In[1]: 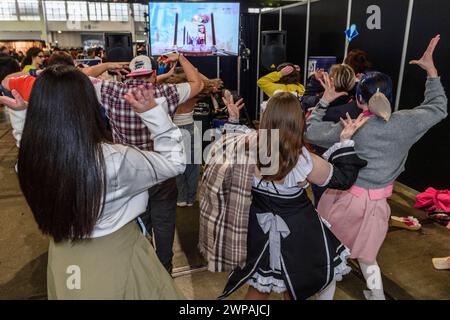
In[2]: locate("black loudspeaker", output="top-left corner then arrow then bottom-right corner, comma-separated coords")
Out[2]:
104,33 -> 133,62
260,30 -> 286,71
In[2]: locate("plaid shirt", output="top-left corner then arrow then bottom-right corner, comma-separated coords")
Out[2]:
199,130 -> 257,272
98,78 -> 180,151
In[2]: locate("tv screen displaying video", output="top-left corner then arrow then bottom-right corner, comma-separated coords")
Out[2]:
149,2 -> 240,56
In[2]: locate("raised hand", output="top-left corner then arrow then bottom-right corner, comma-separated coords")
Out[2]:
0,89 -> 28,111
339,112 -> 369,141
409,34 -> 440,77
124,85 -> 157,113
280,65 -> 294,76
166,63 -> 177,76
222,94 -> 245,122
211,79 -> 224,92
319,72 -> 348,104
108,62 -> 130,74
164,51 -> 181,62
313,68 -> 325,81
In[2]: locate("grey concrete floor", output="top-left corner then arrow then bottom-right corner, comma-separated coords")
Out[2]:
0,106 -> 448,300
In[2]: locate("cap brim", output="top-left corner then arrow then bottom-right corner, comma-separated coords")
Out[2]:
126,70 -> 154,77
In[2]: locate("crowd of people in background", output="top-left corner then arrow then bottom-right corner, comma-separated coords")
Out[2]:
0,34 -> 447,300
0,45 -> 106,73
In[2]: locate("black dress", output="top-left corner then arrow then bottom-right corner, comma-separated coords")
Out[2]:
219,143 -> 367,300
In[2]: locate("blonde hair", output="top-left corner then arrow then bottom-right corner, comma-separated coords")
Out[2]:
368,89 -> 392,121
329,64 -> 356,93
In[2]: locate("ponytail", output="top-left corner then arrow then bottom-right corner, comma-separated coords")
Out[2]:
368,88 -> 392,121
357,72 -> 393,121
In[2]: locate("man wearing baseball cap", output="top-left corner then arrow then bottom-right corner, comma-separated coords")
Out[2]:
92,52 -> 203,272
127,55 -> 156,78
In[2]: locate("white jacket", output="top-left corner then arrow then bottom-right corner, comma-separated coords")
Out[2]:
8,98 -> 185,238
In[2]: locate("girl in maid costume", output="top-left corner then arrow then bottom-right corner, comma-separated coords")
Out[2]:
214,88 -> 369,300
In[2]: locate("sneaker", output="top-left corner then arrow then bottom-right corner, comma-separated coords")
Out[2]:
186,202 -> 194,207
177,202 -> 187,207
390,216 -> 421,231
432,257 -> 450,270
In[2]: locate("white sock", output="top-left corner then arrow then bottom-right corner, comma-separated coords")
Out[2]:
316,280 -> 336,300
358,259 -> 385,300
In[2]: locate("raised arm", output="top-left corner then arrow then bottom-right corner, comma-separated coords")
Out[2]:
81,62 -> 129,78
121,85 -> 185,190
221,94 -> 253,134
257,69 -> 287,97
306,113 -> 368,189
156,64 -> 176,83
165,52 -> 203,100
0,89 -> 28,147
1,71 -> 29,90
398,35 -> 448,133
305,73 -> 349,148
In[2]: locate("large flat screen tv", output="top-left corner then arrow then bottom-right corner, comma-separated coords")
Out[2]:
149,2 -> 240,56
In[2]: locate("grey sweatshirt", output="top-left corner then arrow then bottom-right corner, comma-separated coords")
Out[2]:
305,77 -> 448,189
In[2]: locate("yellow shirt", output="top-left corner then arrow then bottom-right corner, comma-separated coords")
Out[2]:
257,71 -> 305,97
22,65 -> 35,73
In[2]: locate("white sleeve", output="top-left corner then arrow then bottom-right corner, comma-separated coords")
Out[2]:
176,83 -> 192,104
222,122 -> 253,134
89,77 -> 104,105
322,140 -> 355,160
283,147 -> 314,187
157,97 -> 170,114
6,108 -> 27,148
116,100 -> 186,193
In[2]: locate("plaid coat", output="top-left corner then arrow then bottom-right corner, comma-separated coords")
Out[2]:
199,130 -> 257,272
97,78 -> 179,151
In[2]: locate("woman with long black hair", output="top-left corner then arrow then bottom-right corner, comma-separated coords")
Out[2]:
2,65 -> 185,299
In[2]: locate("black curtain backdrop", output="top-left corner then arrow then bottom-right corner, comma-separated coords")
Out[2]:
282,4 -> 307,80
260,10 -> 281,32
348,0 -> 410,99
308,0 -> 348,62
397,0 -> 450,191
252,0 -> 449,190
239,12 -> 260,120
187,56 -> 218,79
185,57 -> 237,92
259,10 -> 281,81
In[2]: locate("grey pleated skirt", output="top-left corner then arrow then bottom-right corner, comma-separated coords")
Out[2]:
47,221 -> 184,300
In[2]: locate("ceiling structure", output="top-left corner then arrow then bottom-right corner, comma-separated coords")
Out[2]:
83,0 -> 303,9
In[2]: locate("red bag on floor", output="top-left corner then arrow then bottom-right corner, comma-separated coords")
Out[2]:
414,187 -> 450,212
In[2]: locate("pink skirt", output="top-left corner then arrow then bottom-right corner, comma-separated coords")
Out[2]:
317,188 -> 391,263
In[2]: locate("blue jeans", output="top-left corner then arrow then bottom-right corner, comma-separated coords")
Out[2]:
176,122 -> 200,204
